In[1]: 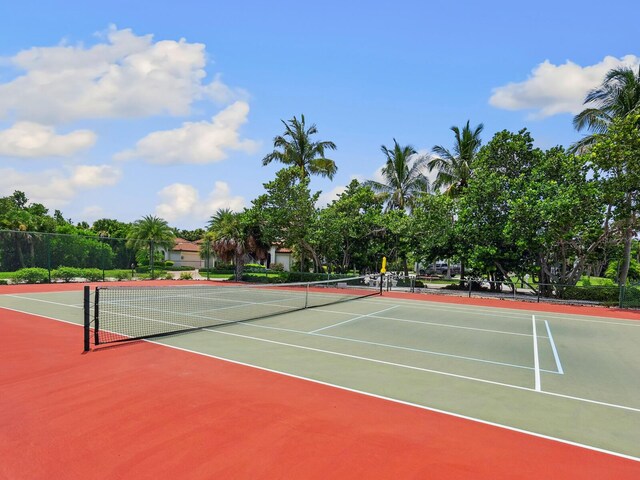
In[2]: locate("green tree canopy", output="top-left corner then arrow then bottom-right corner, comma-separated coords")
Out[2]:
572,65 -> 640,152
262,114 -> 338,180
365,139 -> 430,211
429,120 -> 483,197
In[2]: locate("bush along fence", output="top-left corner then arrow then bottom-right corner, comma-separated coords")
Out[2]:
0,229 -> 148,283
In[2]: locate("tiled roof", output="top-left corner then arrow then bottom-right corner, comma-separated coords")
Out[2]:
172,238 -> 200,252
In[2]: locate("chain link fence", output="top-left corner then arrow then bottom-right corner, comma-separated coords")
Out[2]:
380,274 -> 639,309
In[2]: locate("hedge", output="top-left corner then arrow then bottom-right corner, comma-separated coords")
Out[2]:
12,268 -> 49,284
558,285 -> 619,304
52,267 -> 82,282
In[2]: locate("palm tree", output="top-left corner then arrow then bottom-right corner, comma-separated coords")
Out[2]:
206,209 -> 271,281
571,65 -> 640,152
428,120 -> 484,197
207,209 -> 245,280
262,114 -> 338,180
364,139 -> 429,211
126,215 -> 175,277
428,121 -> 483,282
572,66 -> 640,286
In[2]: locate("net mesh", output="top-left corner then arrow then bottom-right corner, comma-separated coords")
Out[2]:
90,276 -> 377,345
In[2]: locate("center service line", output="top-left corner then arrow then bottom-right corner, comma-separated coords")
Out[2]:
532,315 -> 541,391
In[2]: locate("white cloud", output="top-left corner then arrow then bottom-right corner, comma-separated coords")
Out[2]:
489,55 -> 640,118
80,205 -> 106,222
115,101 -> 259,164
0,164 -> 121,207
0,121 -> 96,157
155,181 -> 245,224
0,26 -> 244,124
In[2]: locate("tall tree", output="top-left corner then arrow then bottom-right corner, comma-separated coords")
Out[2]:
262,114 -> 338,180
253,168 -> 320,271
316,180 -> 385,272
206,209 -> 247,280
589,114 -> 640,286
126,215 -> 175,275
364,139 -> 429,211
571,65 -> 640,152
429,120 -> 483,197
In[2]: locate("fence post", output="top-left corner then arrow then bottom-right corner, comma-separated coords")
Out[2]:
468,279 -> 472,298
150,240 -> 154,279
619,285 -> 624,308
46,234 -> 51,283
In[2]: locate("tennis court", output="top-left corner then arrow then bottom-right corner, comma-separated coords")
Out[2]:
1,279 -> 639,478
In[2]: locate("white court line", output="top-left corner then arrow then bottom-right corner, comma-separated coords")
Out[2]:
545,320 -> 564,375
308,306 -> 398,333
366,313 -> 547,338
532,315 -> 541,391
5,294 -> 83,309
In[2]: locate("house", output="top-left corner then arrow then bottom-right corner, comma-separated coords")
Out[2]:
268,245 -> 292,271
164,238 -> 292,271
163,238 -> 215,269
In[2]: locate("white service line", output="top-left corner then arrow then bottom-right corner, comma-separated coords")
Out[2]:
6,294 -> 83,308
308,305 -> 398,333
532,315 -> 541,391
545,320 -> 564,375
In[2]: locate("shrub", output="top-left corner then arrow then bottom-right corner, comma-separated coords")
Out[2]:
165,260 -> 174,267
270,263 -> 285,272
241,274 -> 287,284
13,268 -> 49,284
559,285 -> 619,304
0,279 -> 8,285
214,262 -> 234,271
179,272 -> 193,280
52,267 -> 82,283
82,268 -> 104,282
164,272 -> 174,280
113,270 -> 130,281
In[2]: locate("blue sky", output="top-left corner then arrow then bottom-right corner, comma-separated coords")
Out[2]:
1,0 -> 638,229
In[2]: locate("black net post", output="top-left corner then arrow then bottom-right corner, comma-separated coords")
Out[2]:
83,286 -> 90,352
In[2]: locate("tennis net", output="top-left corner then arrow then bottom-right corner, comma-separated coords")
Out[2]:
83,276 -> 378,350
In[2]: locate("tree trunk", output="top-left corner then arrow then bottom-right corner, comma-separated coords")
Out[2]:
15,235 -> 25,268
618,221 -> 634,285
234,253 -> 244,281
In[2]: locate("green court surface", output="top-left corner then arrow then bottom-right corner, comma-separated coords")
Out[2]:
1,287 -> 639,460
